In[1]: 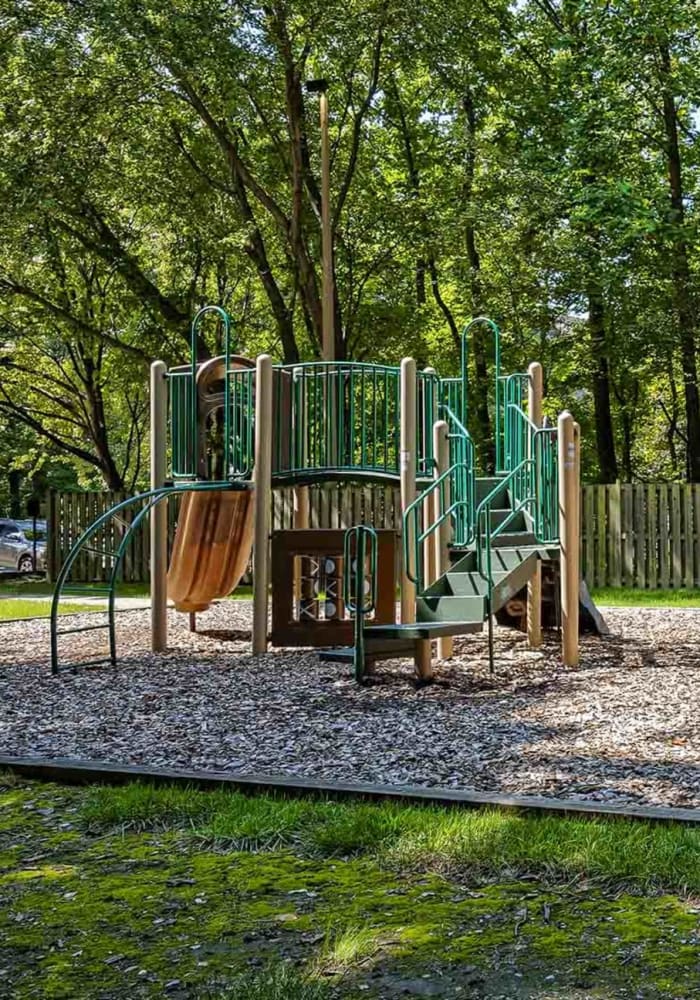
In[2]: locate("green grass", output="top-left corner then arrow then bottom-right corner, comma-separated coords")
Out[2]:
210,964 -> 330,999
0,598 -> 98,621
4,777 -> 700,998
0,579 -> 150,598
592,587 -> 700,607
0,578 -> 252,601
82,782 -> 700,895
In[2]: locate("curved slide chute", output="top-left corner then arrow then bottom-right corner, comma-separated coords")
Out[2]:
167,488 -> 255,613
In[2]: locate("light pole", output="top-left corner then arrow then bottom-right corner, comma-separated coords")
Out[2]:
305,78 -> 334,361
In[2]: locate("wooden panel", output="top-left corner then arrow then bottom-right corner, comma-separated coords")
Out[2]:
581,486 -> 594,581
634,485 -> 646,589
646,483 -> 657,589
671,483 -> 682,588
622,484 -> 634,587
695,486 -> 700,587
658,485 -> 670,588
608,482 -> 621,587
685,485 -> 695,589
596,486 -> 607,588
270,528 -> 397,647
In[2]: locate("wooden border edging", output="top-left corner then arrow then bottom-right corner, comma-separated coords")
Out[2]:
1,755 -> 699,825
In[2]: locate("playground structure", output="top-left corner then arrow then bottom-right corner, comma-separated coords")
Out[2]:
50,307 -> 583,681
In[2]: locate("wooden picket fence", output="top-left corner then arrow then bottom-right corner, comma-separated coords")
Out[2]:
47,483 -> 700,589
47,485 -> 402,583
580,482 -> 700,590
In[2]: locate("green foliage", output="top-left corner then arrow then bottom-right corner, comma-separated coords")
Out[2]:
1,0 -> 700,485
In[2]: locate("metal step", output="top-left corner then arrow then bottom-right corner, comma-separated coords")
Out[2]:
490,552 -> 539,613
320,640 -> 416,665
416,594 -> 486,623
475,476 -> 508,505
364,620 -> 483,640
491,530 -> 537,547
489,508 -> 526,531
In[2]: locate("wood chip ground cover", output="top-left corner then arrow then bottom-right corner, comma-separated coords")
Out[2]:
1,776 -> 700,998
1,604 -> 700,809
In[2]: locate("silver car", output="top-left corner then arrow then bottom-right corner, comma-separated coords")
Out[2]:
0,519 -> 47,572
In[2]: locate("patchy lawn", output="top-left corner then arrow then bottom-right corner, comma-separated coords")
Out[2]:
1,775 -> 699,998
592,587 -> 700,607
0,599 -> 98,621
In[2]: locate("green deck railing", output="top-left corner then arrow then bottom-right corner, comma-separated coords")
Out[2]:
271,362 -> 403,481
169,306 -> 236,481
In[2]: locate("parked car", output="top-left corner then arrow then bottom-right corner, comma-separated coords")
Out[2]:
0,518 -> 47,572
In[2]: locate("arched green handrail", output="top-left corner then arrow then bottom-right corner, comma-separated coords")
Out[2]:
189,306 -> 236,480
50,480 -> 248,674
460,316 -> 502,470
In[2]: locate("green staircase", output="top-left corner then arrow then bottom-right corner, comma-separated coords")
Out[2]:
324,475 -> 559,681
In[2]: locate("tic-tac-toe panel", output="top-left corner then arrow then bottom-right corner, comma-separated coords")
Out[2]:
270,529 -> 397,647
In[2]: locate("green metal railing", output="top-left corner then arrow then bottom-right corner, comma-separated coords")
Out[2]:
343,524 -> 378,683
403,461 -> 473,593
441,405 -> 476,548
228,366 -> 255,478
50,481 -> 248,674
418,369 -> 439,477
169,367 -> 197,479
474,393 -> 559,671
439,377 -> 464,425
272,362 -> 402,480
169,306 -> 236,481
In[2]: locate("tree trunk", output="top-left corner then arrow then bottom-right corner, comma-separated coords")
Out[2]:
463,91 -> 494,472
588,289 -> 618,483
9,469 -> 22,519
659,42 -> 700,481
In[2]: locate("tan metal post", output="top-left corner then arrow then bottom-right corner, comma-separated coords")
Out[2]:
422,368 -> 437,591
400,358 -> 417,624
150,360 -> 168,652
433,419 -> 453,661
400,358 -> 431,679
253,355 -> 273,655
574,419 -> 581,589
558,410 -> 579,666
527,362 -> 543,649
320,89 -> 334,361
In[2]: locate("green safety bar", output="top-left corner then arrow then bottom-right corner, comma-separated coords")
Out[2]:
228,366 -> 255,478
460,316 -> 502,468
440,404 -> 476,547
169,306 -> 236,481
50,480 -> 248,674
403,462 -> 473,594
343,524 -> 378,683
